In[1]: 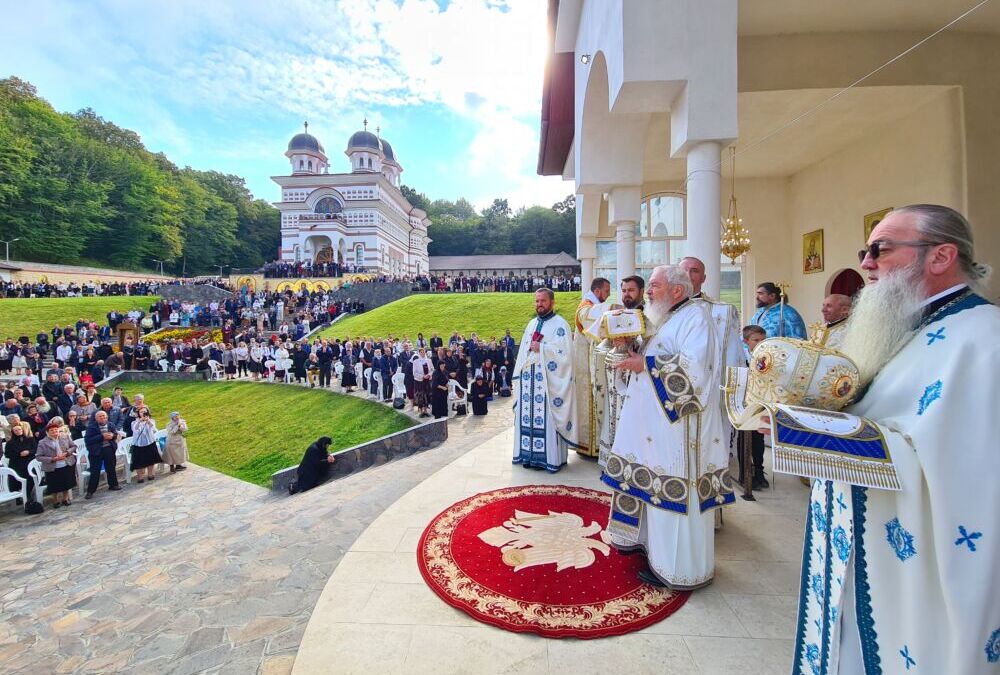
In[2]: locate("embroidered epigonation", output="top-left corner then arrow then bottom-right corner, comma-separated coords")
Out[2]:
955,525 -> 982,552
885,517 -> 917,562
926,326 -> 945,345
917,380 -> 942,415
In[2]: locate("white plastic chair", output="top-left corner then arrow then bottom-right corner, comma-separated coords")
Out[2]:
207,360 -> 224,381
447,379 -> 468,414
0,467 -> 27,509
371,371 -> 383,401
27,459 -> 44,503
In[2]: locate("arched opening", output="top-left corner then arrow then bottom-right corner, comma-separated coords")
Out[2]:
827,268 -> 865,298
354,244 -> 364,267
314,197 -> 343,215
304,235 -> 333,264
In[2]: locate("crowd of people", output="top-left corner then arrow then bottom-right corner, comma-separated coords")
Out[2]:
414,273 -> 580,293
2,376 -> 190,509
1,279 -> 162,298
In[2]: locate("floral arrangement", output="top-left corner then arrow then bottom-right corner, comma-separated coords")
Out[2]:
148,327 -> 224,344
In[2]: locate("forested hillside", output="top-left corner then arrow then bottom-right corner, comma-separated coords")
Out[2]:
0,77 -> 279,275
0,77 -> 577,276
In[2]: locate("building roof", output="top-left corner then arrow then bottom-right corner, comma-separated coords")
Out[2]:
380,139 -> 396,162
428,252 -> 579,271
347,130 -> 381,152
288,132 -> 325,154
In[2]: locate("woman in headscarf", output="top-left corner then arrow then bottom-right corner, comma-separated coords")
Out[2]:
410,348 -> 433,418
431,361 -> 450,419
289,436 -> 336,494
162,412 -> 189,473
36,417 -> 77,508
339,341 -> 358,392
470,374 -> 489,416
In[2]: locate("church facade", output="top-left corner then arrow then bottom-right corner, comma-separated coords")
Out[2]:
272,122 -> 430,276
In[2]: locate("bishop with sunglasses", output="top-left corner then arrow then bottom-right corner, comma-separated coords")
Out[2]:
764,205 -> 998,675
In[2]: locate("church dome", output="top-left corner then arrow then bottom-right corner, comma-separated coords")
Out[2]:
288,132 -> 324,154
347,130 -> 382,152
381,139 -> 396,162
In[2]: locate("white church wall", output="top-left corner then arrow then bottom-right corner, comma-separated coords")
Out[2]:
780,88 -> 964,326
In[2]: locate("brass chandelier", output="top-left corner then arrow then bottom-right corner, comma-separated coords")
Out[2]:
721,145 -> 751,262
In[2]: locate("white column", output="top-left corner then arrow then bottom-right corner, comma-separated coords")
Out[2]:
686,141 -> 723,298
615,224 -> 636,281
580,257 -> 595,289
609,186 -> 641,286
578,234 -> 597,290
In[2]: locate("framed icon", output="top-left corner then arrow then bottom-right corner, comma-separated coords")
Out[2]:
864,207 -> 893,242
803,229 -> 824,274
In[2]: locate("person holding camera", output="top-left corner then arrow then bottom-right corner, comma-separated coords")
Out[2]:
130,407 -> 161,483
162,412 -> 189,473
36,417 -> 77,507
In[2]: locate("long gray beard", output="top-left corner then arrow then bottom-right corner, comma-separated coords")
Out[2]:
840,263 -> 925,387
644,297 -> 672,329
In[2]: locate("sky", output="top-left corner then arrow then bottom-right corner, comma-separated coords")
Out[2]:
0,0 -> 572,210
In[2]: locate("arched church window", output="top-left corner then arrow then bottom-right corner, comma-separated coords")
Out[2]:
308,160 -> 313,171
299,160 -> 304,169
355,244 -> 364,267
314,197 -> 343,215
367,157 -> 372,168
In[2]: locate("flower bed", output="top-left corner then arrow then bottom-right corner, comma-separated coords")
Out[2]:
149,327 -> 224,344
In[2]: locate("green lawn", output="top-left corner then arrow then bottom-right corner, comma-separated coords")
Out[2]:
317,292 -> 583,341
0,296 -> 159,340
101,380 -> 414,487
318,289 -> 742,342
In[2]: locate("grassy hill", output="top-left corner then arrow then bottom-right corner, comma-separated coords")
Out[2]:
316,292 -> 582,341
100,380 -> 414,486
0,296 -> 159,340
317,289 -> 742,342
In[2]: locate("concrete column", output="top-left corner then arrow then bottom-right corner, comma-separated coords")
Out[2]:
580,258 -> 595,289
578,233 -> 597,290
686,141 -> 723,298
609,186 -> 641,285
615,224 -> 636,281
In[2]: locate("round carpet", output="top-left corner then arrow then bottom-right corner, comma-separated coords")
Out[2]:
417,484 -> 690,639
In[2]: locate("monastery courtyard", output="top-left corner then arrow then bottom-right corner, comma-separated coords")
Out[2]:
0,402 -> 805,675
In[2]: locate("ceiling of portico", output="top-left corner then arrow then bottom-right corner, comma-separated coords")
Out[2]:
642,85 -> 955,183
738,0 -> 1000,36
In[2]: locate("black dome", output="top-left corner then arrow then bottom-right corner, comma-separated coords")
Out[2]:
348,130 -> 381,152
288,133 -> 324,153
381,139 -> 396,162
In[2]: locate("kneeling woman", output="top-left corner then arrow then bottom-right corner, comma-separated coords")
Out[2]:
289,436 -> 336,494
471,374 -> 489,416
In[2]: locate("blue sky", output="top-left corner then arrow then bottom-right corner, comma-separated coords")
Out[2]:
0,0 -> 571,209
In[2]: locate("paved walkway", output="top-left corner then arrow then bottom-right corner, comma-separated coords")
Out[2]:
294,419 -> 809,674
0,405 -> 508,675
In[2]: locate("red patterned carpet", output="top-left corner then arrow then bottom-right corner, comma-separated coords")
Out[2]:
417,484 -> 690,639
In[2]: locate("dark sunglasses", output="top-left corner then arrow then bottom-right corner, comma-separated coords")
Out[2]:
857,240 -> 936,263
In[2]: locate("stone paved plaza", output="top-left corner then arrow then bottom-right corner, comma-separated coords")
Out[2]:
0,400 -> 808,674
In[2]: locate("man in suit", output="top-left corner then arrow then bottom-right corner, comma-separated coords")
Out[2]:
57,384 -> 77,418
84,410 -> 122,499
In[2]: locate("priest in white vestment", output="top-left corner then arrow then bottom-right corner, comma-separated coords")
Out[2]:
763,206 -> 999,675
604,265 -> 733,589
572,277 -> 615,458
512,288 -> 577,472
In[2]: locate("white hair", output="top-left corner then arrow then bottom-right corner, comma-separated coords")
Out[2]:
896,204 -> 992,292
653,264 -> 694,297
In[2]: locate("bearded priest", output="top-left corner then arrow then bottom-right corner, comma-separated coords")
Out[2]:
512,288 -> 578,472
604,265 -> 733,589
572,277 -> 616,458
769,205 -> 999,675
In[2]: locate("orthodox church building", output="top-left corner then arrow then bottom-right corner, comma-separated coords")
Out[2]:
272,121 -> 430,275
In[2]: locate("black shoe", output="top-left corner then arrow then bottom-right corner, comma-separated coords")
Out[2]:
176,465 -> 187,471
752,476 -> 770,490
638,569 -> 667,588
85,493 -> 94,500
109,485 -> 122,491
53,501 -> 62,509
287,482 -> 299,496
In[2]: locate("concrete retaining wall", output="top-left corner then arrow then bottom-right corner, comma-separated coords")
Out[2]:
270,418 -> 448,493
326,282 -> 412,312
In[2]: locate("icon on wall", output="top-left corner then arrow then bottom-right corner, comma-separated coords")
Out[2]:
802,229 -> 824,274
864,207 -> 893,242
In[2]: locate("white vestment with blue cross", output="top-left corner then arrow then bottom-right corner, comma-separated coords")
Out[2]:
511,312 -> 577,472
783,289 -> 1000,674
